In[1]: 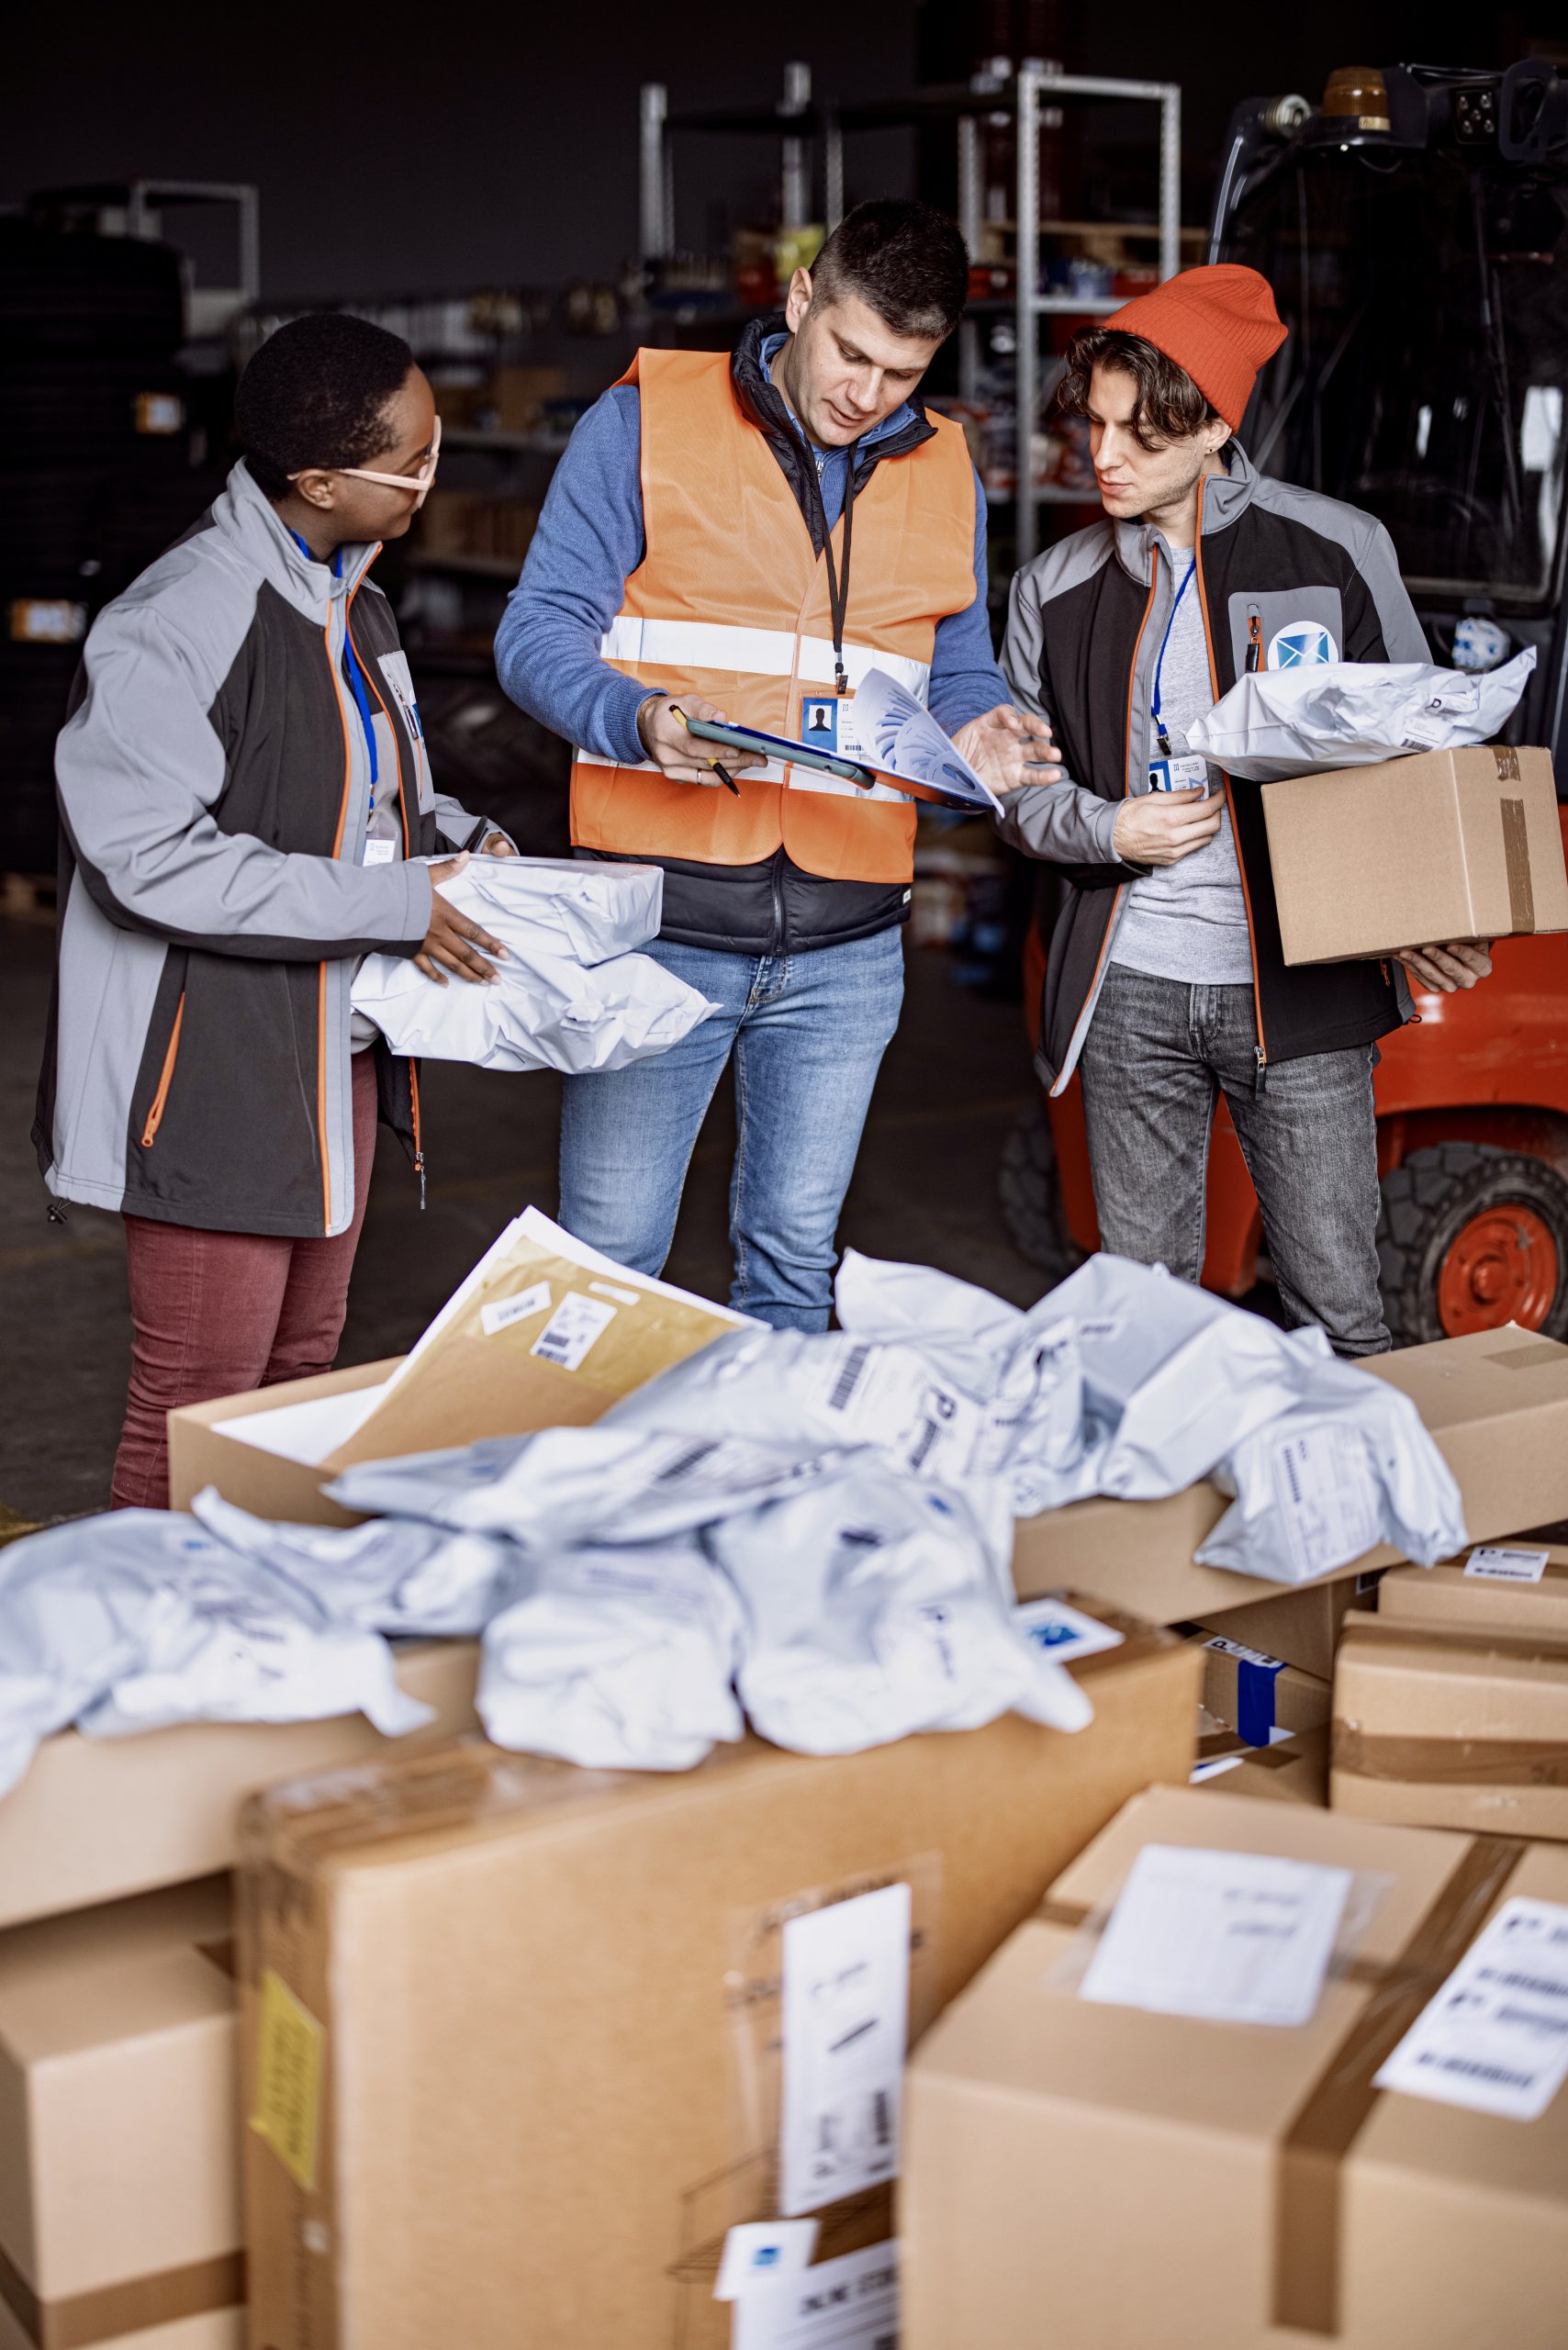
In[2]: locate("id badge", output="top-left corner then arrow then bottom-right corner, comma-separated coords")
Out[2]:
363,837 -> 397,867
1148,753 -> 1209,796
800,690 -> 850,757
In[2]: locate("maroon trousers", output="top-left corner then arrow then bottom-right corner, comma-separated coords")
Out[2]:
112,1050 -> 379,1510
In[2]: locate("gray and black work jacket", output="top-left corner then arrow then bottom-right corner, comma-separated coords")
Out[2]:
34,461 -> 495,1237
998,444 -> 1430,1090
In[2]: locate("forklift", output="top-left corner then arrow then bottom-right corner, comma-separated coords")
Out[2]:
1002,57 -> 1568,1342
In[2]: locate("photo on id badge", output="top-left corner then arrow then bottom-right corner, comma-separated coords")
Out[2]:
801,696 -> 842,755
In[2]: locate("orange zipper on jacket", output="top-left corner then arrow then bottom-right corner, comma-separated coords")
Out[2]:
347,579 -> 426,1204
139,992 -> 185,1146
1191,476 -> 1270,1066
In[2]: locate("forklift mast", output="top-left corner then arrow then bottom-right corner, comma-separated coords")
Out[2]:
1207,59 -> 1568,781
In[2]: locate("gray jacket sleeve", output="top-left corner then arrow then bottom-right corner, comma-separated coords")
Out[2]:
57,607 -> 433,960
993,563 -> 1123,867
1347,518 -> 1430,664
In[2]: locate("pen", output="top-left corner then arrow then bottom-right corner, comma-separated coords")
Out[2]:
669,704 -> 741,796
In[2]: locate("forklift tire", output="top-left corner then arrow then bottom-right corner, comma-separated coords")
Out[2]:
1376,1143 -> 1568,1344
999,1098 -> 1078,1279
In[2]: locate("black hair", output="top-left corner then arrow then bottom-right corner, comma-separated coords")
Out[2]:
1058,326 -> 1219,450
810,199 -> 969,341
235,311 -> 416,499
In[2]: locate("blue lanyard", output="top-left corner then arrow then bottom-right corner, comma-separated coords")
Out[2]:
291,534 -> 380,798
1150,555 -> 1197,755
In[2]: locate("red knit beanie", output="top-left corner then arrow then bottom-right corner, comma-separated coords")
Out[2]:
1102,264 -> 1288,431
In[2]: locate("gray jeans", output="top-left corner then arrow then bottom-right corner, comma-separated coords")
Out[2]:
1077,965 -> 1389,1356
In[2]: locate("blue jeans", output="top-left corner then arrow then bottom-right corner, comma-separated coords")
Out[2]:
558,930 -> 905,1328
1077,965 -> 1389,1356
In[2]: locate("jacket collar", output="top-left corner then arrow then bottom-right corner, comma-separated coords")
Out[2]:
729,313 -> 937,555
1111,440 -> 1260,586
210,460 -> 382,621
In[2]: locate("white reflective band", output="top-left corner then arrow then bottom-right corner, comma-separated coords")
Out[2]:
599,615 -> 930,701
788,769 -> 913,806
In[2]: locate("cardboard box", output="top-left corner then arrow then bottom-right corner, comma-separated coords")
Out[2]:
0,1639 -> 477,1931
1262,744 -> 1568,965
1332,1615 -> 1568,1840
1194,1631 -> 1331,1742
241,1606 -> 1198,2350
1380,1546 -> 1568,1640
903,1784 -> 1568,2349
0,1877 -> 243,2350
1193,1570 -> 1378,1681
1192,1721 -> 1329,1806
488,365 -> 568,431
1012,1324 -> 1568,1622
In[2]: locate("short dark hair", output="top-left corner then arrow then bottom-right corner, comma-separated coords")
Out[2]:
810,199 -> 969,341
236,311 -> 415,499
1057,326 -> 1220,451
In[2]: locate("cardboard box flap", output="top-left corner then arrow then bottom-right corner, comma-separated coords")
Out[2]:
0,1876 -> 231,2065
1379,1551 -> 1568,1639
1370,1324 -> 1568,1431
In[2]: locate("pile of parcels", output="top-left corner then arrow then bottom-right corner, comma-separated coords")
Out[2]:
2,1210 -> 1568,2349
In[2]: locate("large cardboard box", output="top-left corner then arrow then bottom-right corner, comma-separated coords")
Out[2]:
0,1877 -> 243,2350
240,1607 -> 1198,2350
1194,1570 -> 1378,1680
1380,1545 -> 1568,1639
1261,744 -> 1568,965
1194,1630 -> 1330,1742
0,1640 -> 477,1931
1012,1323 -> 1568,1621
1332,1615 -> 1568,1840
903,1784 -> 1568,2349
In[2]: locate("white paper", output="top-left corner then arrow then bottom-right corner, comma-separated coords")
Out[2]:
1374,1897 -> 1568,2122
480,1282 -> 552,1337
841,666 -> 1002,812
779,1886 -> 910,2217
531,1291 -> 617,1371
713,2221 -> 820,2302
1464,1546 -> 1550,1584
732,2240 -> 899,2350
1270,1425 -> 1383,1580
213,1382 -> 390,1466
1079,1844 -> 1353,2027
1014,1595 -> 1125,1665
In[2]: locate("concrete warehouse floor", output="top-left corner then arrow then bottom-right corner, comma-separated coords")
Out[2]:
1,911 -> 1062,1527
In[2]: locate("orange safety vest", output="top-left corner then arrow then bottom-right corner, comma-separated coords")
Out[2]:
569,347 -> 980,886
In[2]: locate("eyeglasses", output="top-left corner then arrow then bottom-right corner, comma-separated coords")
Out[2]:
290,417 -> 442,509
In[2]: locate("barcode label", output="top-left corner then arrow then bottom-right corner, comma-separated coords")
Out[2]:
1464,1546 -> 1550,1583
1374,1896 -> 1568,2121
529,1292 -> 617,1371
828,1344 -> 874,1413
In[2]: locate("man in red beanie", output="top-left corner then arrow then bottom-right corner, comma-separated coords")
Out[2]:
997,264 -> 1490,1354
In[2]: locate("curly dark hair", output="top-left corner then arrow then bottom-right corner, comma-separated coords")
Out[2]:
235,311 -> 416,500
810,198 -> 969,341
1057,325 -> 1219,451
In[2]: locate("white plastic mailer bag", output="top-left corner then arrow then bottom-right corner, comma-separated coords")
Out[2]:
1181,647 -> 1537,782
708,1465 -> 1092,1755
1196,1329 -> 1467,1583
477,1539 -> 744,1771
420,854 -> 666,967
327,1425 -> 837,1549
190,1487 -> 514,1637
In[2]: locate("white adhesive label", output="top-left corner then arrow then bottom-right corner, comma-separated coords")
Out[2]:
1203,1634 -> 1287,1671
778,1886 -> 910,2218
1080,1843 -> 1351,2028
714,2220 -> 820,2302
479,1281 -> 552,1337
362,837 -> 397,866
732,2241 -> 899,2350
589,1280 -> 641,1305
1189,1751 -> 1248,1784
1374,1897 -> 1568,2121
1270,1425 -> 1383,1580
530,1292 -> 617,1371
1464,1547 -> 1550,1584
1014,1595 -> 1126,1665
803,1340 -> 982,1483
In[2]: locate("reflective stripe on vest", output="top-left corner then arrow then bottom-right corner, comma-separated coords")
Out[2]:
568,347 -> 979,885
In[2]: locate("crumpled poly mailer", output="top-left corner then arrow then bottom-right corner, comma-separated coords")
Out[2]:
477,1538 -> 745,1772
1180,647 -> 1537,782
350,854 -> 716,1073
0,1512 -> 428,1794
191,1487 -> 514,1637
708,1463 -> 1092,1754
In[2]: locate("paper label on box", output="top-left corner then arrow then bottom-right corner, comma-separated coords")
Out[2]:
714,2221 -> 820,2301
250,1968 -> 325,2190
479,1281 -> 552,1337
1079,1843 -> 1352,2028
1374,1897 -> 1568,2121
778,1885 -> 910,2216
1270,1425 -> 1383,1580
800,1341 -> 981,1483
732,2241 -> 899,2350
1014,1595 -> 1126,1665
1204,1634 -> 1286,1671
1464,1546 -> 1550,1584
589,1279 -> 641,1304
530,1291 -> 617,1370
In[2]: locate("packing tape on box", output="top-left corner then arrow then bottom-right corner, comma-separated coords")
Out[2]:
1333,1726 -> 1568,1790
0,2241 -> 244,2350
1236,1654 -> 1285,1746
1193,1729 -> 1302,1775
1039,1831 -> 1527,2338
1500,797 -> 1536,933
